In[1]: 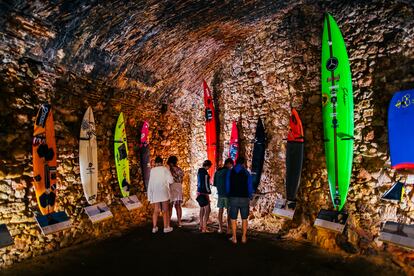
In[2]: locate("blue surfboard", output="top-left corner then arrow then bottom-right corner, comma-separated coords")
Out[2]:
388,89 -> 414,170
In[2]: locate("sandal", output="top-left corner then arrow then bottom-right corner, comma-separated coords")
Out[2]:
229,237 -> 237,244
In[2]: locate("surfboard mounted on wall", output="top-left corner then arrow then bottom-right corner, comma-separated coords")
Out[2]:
273,109 -> 304,220
388,89 -> 414,170
251,118 -> 266,192
33,104 -> 58,215
140,121 -> 151,192
114,112 -> 131,198
79,106 -> 98,205
33,104 -> 72,234
229,121 -> 239,162
379,90 -> 414,248
314,13 -> 353,233
79,107 -> 112,223
203,80 -> 217,179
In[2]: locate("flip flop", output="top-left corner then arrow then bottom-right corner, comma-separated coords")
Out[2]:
229,237 -> 237,244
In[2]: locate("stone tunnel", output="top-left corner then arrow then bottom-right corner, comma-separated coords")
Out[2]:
1,0 -> 414,274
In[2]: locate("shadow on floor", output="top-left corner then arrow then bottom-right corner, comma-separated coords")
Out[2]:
1,217 -> 404,276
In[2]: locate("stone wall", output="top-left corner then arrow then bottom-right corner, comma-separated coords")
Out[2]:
187,0 -> 414,270
0,7 -> 191,267
1,0 -> 414,272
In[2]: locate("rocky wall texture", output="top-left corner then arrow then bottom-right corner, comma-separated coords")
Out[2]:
188,0 -> 414,272
0,2 -> 191,267
1,0 -> 414,272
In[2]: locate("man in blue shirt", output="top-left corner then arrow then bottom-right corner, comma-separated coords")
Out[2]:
226,156 -> 253,244
213,158 -> 233,233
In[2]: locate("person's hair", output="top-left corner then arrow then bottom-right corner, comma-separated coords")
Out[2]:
236,156 -> 245,165
167,156 -> 178,166
224,158 -> 234,166
155,156 -> 163,164
203,160 -> 212,167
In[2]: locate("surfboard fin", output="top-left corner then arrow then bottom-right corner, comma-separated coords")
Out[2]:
382,181 -> 405,202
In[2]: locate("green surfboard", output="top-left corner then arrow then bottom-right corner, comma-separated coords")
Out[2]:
114,112 -> 130,197
321,14 -> 354,211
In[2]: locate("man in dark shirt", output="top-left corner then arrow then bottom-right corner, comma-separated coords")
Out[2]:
226,156 -> 253,244
213,158 -> 234,233
197,160 -> 212,232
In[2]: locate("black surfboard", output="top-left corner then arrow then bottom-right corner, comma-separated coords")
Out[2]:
251,118 -> 266,191
285,109 -> 304,201
286,143 -> 304,201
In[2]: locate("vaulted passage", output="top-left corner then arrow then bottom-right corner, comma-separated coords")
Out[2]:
1,0 -> 414,273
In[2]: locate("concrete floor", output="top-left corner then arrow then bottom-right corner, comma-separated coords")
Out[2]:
1,219 -> 404,276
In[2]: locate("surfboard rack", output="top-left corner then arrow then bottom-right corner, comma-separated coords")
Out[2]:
35,211 -> 72,235
314,209 -> 348,233
379,221 -> 414,250
84,202 -> 113,223
121,195 -> 142,211
272,199 -> 296,220
0,224 -> 13,249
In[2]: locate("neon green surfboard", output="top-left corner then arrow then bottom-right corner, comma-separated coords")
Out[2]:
321,14 -> 354,211
114,112 -> 130,197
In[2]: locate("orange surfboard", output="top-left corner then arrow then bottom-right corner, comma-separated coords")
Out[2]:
33,104 -> 57,215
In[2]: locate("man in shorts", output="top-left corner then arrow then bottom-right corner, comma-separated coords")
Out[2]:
226,156 -> 253,244
213,158 -> 234,233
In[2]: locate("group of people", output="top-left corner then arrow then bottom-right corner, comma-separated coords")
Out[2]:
147,156 -> 184,233
147,155 -> 253,244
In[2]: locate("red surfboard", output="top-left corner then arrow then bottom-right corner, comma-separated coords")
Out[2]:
229,121 -> 239,161
288,109 -> 304,142
203,80 -> 217,178
140,121 -> 151,191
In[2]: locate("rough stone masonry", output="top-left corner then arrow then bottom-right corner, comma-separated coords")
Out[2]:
0,0 -> 414,272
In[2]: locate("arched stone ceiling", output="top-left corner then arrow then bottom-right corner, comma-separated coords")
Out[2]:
0,0 -> 300,115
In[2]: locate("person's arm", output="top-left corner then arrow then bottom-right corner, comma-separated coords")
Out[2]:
147,169 -> 153,200
205,173 -> 211,193
247,171 -> 254,199
225,169 -> 231,195
166,167 -> 174,186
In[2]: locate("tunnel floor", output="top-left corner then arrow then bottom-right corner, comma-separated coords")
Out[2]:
2,215 -> 405,276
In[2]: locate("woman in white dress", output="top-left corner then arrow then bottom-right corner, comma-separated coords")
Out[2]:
147,156 -> 174,233
167,156 -> 184,227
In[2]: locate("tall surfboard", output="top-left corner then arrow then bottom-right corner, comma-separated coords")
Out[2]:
321,13 -> 354,211
285,109 -> 304,201
79,106 -> 98,205
33,104 -> 57,215
251,118 -> 265,191
388,89 -> 414,170
203,80 -> 217,178
114,112 -> 130,197
229,121 -> 239,162
140,121 -> 151,191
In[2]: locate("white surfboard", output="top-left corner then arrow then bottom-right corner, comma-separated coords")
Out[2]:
79,106 -> 98,205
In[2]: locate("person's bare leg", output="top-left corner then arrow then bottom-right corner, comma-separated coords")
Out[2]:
242,219 -> 248,243
153,203 -> 160,228
162,201 -> 170,228
231,219 -> 237,243
199,207 -> 205,231
169,203 -> 173,221
175,203 -> 182,226
202,204 -> 211,232
226,209 -> 231,234
218,208 -> 224,232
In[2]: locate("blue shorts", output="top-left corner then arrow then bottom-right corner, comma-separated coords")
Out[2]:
229,197 -> 250,220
